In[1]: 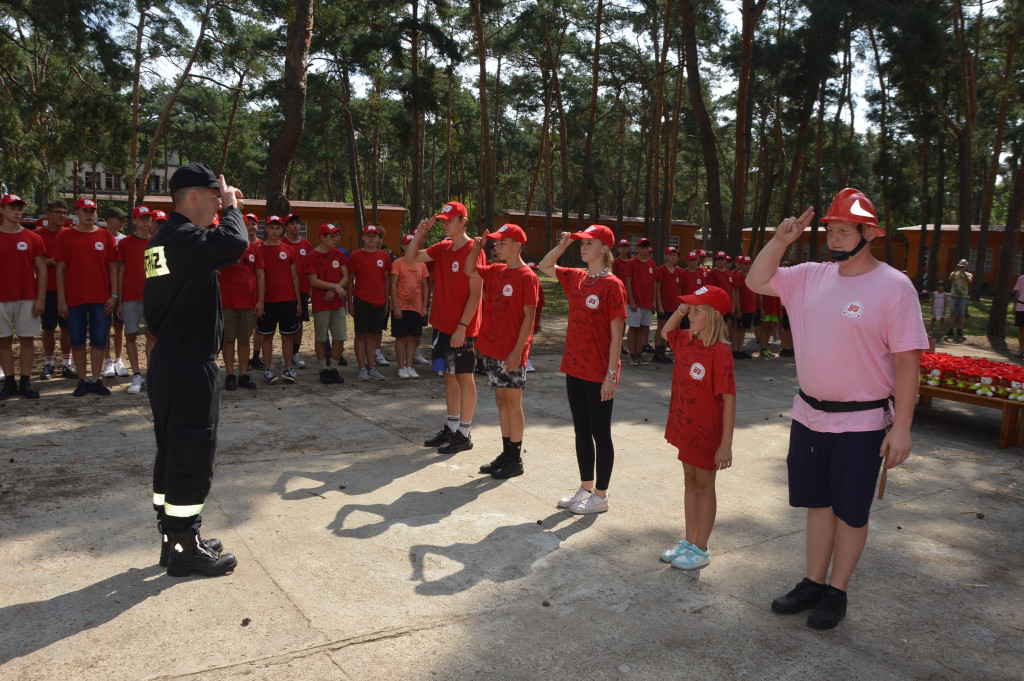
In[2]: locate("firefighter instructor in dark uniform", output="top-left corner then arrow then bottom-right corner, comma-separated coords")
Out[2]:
144,163 -> 248,577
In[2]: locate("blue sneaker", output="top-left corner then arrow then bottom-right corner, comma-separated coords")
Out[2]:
660,539 -> 696,563
671,544 -> 710,570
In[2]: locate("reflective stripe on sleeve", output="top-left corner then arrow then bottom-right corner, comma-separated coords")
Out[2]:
164,502 -> 204,518
153,493 -> 165,507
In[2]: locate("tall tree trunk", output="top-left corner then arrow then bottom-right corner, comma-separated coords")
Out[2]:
471,0 -> 494,234
543,22 -> 571,239
128,4 -> 147,223
523,66 -> 554,228
678,0 -> 725,251
916,138 -> 931,289
340,61 -> 365,229
408,0 -> 423,227
576,0 -> 605,229
950,0 -> 978,263
988,155 -> 1023,344
809,85 -> 826,261
219,70 -> 246,174
266,0 -> 314,217
926,130 -> 947,291
730,0 -> 768,254
866,21 -> 894,264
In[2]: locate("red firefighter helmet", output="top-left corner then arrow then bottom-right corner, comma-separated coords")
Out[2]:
820,188 -> 879,231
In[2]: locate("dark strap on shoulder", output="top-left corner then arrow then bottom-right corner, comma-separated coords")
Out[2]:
798,389 -> 891,413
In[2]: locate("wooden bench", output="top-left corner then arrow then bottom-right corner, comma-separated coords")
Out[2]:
918,384 -> 1024,448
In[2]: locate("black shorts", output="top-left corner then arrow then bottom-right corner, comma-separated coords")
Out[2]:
257,300 -> 301,336
787,420 -> 886,528
353,297 -> 387,334
41,290 -> 68,331
431,329 -> 476,375
781,310 -> 791,331
1015,311 -> 1024,328
391,310 -> 424,338
752,311 -> 762,327
736,312 -> 755,329
299,292 -> 310,322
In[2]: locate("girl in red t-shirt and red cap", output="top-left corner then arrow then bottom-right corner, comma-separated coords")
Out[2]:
538,225 -> 627,514
658,284 -> 736,571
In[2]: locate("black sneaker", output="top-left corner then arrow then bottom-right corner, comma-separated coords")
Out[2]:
737,351 -> 752,359
771,578 -> 827,614
424,427 -> 454,448
72,379 -> 90,397
651,354 -> 668,364
225,374 -> 237,391
491,458 -> 523,479
40,363 -> 55,380
249,356 -> 264,370
0,377 -> 17,400
337,356 -> 348,366
319,369 -> 334,384
807,585 -> 848,630
18,376 -> 40,399
238,374 -> 258,389
642,343 -> 655,353
329,369 -> 344,384
92,379 -> 111,396
62,364 -> 78,379
479,453 -> 510,474
438,430 -> 473,454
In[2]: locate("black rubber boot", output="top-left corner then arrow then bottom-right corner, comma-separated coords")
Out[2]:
158,513 -> 223,567
166,523 -> 237,577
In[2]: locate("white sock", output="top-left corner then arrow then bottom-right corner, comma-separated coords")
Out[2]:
446,415 -> 459,432
458,420 -> 471,437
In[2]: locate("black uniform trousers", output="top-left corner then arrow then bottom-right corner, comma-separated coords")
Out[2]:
148,343 -> 221,526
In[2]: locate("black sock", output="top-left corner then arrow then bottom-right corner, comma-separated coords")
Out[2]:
501,436 -> 511,455
509,441 -> 522,461
252,349 -> 261,359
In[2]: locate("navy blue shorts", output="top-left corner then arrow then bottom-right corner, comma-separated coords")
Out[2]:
787,420 -> 886,528
41,290 -> 68,331
67,303 -> 111,350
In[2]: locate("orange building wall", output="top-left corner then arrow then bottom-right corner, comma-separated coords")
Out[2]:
899,226 -> 1021,286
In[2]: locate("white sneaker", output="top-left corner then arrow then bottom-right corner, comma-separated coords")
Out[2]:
437,370 -> 444,377
292,353 -> 307,368
0,366 -> 4,379
397,367 -> 410,379
102,359 -> 116,378
125,374 -> 145,394
525,358 -> 535,373
369,367 -> 385,380
374,349 -> 390,367
557,486 -> 593,509
413,350 -> 429,365
407,367 -> 420,379
569,492 -> 608,515
358,368 -> 370,381
113,358 -> 130,377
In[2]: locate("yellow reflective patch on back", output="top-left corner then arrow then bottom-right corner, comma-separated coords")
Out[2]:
144,245 -> 170,278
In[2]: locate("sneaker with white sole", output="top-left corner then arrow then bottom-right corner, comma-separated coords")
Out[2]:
671,544 -> 710,570
660,539 -> 696,563
397,367 -> 410,379
368,367 -> 385,380
557,486 -> 593,509
569,492 -> 608,515
102,359 -> 116,378
113,358 -> 130,377
525,358 -> 535,373
406,367 -> 420,379
413,350 -> 429,365
265,369 -> 279,384
125,374 -> 146,394
374,350 -> 390,367
358,368 -> 370,381
292,353 -> 307,368
281,367 -> 297,383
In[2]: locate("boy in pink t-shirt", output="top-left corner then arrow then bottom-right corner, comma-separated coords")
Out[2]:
747,188 -> 928,631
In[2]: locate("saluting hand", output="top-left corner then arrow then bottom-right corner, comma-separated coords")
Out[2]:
558,231 -> 573,248
772,207 -> 814,247
219,174 -> 244,210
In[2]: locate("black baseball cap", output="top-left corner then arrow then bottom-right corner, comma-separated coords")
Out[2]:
169,162 -> 220,192
104,206 -> 127,219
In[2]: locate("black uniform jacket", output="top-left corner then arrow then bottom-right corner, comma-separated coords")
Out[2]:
143,206 -> 248,356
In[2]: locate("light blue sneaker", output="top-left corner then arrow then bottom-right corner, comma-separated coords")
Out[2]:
670,544 -> 710,570
660,539 -> 696,563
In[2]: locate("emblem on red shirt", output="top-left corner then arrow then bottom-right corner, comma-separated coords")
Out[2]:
377,259 -> 384,267
689,362 -> 706,380
452,261 -> 460,272
502,284 -> 513,297
585,294 -> 599,309
300,248 -> 307,256
332,260 -> 340,268
278,251 -> 288,260
247,254 -> 255,262
94,242 -> 104,251
648,266 -> 654,274
16,241 -> 28,251
842,300 -> 864,318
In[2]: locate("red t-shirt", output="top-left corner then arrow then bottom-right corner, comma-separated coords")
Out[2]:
348,248 -> 391,307
476,264 -> 540,367
665,330 -> 736,470
259,242 -> 298,303
733,270 -> 757,313
656,265 -> 683,313
283,238 -> 313,293
612,258 -> 630,280
556,267 -> 627,383
762,294 -> 781,316
425,239 -> 486,336
678,267 -> 707,296
36,226 -> 65,291
220,242 -> 264,310
625,256 -> 657,309
116,234 -> 151,302
0,229 -> 45,302
534,285 -> 546,331
57,227 -> 116,306
308,248 -> 349,312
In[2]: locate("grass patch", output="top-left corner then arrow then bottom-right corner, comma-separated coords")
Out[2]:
920,295 -> 1015,339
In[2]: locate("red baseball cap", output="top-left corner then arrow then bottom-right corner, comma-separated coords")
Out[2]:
266,215 -> 283,225
152,210 -> 167,222
571,224 -> 615,249
487,223 -> 527,244
76,198 -> 97,211
679,285 -> 732,318
244,212 -> 258,223
285,213 -> 302,223
363,224 -> 381,234
714,250 -> 729,259
617,239 -> 629,247
319,223 -> 340,236
665,246 -> 679,254
402,233 -> 415,245
738,255 -> 752,263
434,201 -> 468,220
687,251 -> 700,259
132,205 -> 151,219
1,194 -> 26,206
697,249 -> 707,257
638,237 -> 652,247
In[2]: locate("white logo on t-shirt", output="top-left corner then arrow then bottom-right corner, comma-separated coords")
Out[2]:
377,259 -> 384,268
690,363 -> 706,380
247,253 -> 255,262
452,261 -> 460,273
278,251 -> 288,260
585,294 -> 599,309
300,248 -> 307,256
842,300 -> 865,318
16,241 -> 28,251
94,242 -> 104,251
696,278 -> 702,285
648,267 -> 654,274
332,260 -> 340,269
502,284 -> 513,297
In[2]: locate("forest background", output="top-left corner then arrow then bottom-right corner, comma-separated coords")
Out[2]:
1,0 -> 1023,334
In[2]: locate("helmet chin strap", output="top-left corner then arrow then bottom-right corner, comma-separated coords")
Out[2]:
828,237 -> 868,262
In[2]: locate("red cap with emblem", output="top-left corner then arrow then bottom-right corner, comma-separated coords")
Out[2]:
570,224 -> 615,249
678,285 -> 732,318
486,223 -> 527,244
132,205 -> 151,219
434,201 -> 467,221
